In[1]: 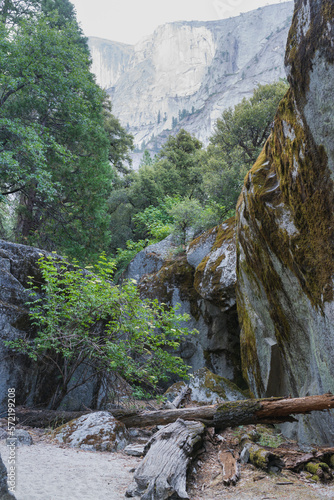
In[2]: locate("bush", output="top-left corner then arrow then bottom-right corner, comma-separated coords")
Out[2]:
5,254 -> 197,409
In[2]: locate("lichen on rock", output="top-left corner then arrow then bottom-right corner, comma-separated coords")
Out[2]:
236,0 -> 334,445
134,226 -> 243,386
53,412 -> 129,452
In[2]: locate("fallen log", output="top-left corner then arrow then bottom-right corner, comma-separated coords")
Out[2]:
118,393 -> 334,429
15,393 -> 334,430
15,408 -> 90,428
277,447 -> 334,470
125,419 -> 205,499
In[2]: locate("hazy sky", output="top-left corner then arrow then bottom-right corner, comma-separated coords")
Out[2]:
71,0 -> 292,45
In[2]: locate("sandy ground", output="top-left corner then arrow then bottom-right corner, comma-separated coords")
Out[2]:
0,439 -> 141,500
1,429 -> 334,500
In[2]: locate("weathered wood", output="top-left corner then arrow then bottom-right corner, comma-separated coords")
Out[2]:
119,405 -> 217,428
218,449 -> 240,485
246,443 -> 285,470
277,447 -> 334,470
125,419 -> 205,499
172,385 -> 191,409
119,393 -> 334,429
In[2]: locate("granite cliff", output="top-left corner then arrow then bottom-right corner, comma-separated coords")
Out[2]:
125,219 -> 244,389
88,2 -> 294,155
236,0 -> 334,445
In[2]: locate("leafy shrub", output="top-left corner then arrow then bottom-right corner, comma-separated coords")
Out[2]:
6,254 -> 197,409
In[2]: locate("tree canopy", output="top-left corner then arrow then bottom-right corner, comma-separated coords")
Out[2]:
0,2 -> 133,261
202,80 -> 289,212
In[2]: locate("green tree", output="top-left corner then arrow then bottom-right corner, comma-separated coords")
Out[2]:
211,81 -> 289,167
133,196 -> 176,241
139,149 -> 153,168
0,0 -> 40,25
154,129 -> 203,198
0,12 -> 131,261
6,254 -> 196,409
103,97 -> 134,176
168,198 -> 203,246
203,81 -> 289,211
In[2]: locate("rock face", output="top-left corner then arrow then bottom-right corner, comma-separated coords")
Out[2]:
128,219 -> 245,388
236,0 -> 334,445
88,37 -> 133,90
0,240 -> 47,415
0,240 -> 101,412
89,3 -> 294,156
53,412 -> 129,452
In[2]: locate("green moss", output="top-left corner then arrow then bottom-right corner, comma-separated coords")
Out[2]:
202,369 -> 227,399
193,217 -> 236,308
330,455 -> 334,468
286,1 -> 334,100
269,91 -> 334,307
237,3 -> 334,392
139,254 -> 201,320
237,87 -> 334,399
249,448 -> 268,469
237,300 -> 265,395
305,462 -> 324,475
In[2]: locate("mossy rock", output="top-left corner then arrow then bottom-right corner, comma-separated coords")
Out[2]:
189,368 -> 247,404
235,0 -> 334,446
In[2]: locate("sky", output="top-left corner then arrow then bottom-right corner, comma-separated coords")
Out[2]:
71,0 -> 292,45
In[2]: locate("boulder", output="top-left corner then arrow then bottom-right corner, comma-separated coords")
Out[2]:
53,411 -> 129,452
166,368 -> 247,405
0,453 -> 16,499
136,222 -> 244,387
124,235 -> 176,282
236,0 -> 334,445
0,240 -> 47,415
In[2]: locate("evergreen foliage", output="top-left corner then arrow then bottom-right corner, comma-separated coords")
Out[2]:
0,1 -> 133,261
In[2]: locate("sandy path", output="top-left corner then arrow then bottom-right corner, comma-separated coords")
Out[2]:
0,441 -> 140,500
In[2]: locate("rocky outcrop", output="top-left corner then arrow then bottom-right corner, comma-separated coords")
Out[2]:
236,0 -> 334,445
128,219 -> 244,388
89,3 -> 294,157
53,412 -> 129,452
0,240 -> 101,413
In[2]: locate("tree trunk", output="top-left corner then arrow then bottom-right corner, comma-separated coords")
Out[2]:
125,419 -> 205,499
16,408 -> 90,428
16,393 -> 334,430
119,393 -> 334,429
